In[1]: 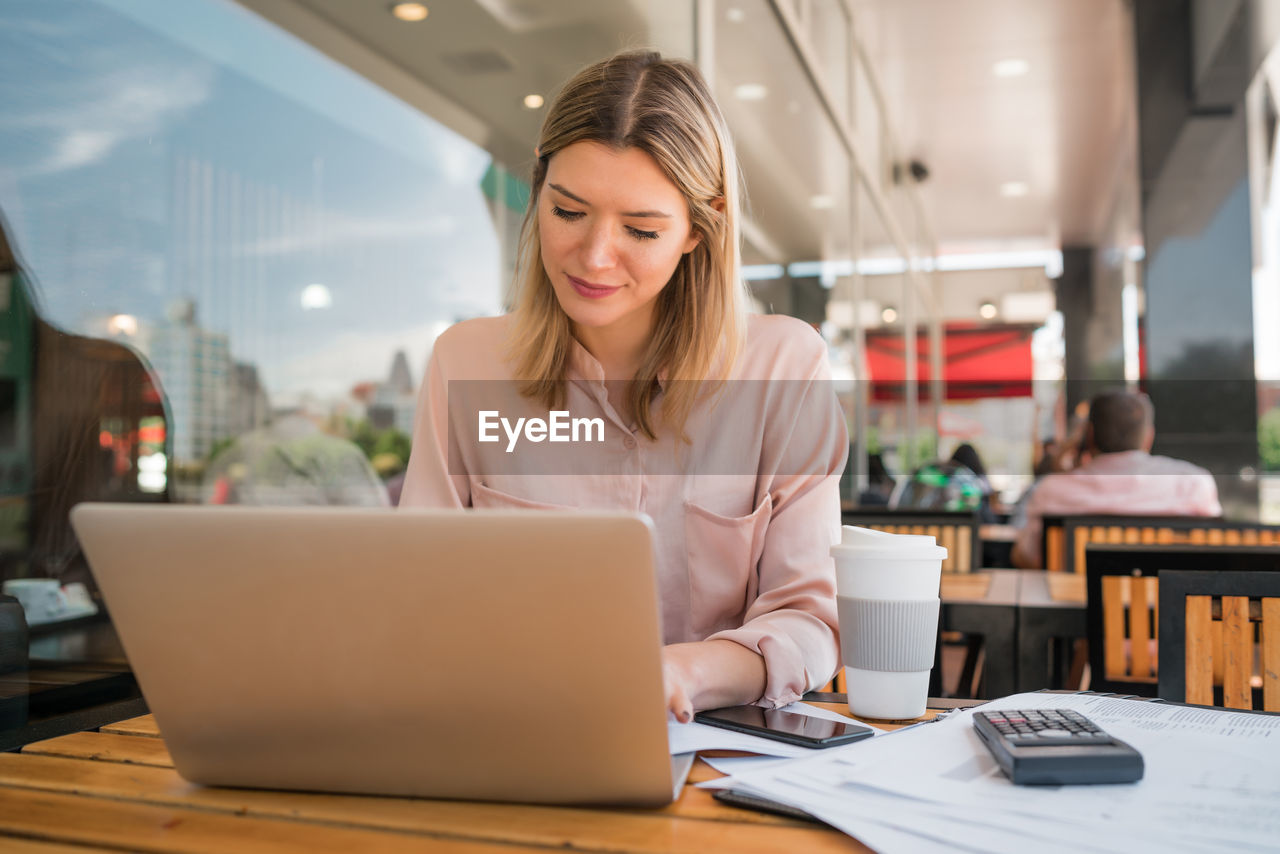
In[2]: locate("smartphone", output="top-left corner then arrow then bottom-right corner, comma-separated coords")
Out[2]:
693,705 -> 875,748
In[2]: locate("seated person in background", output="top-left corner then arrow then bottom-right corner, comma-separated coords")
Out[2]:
949,442 -> 998,522
892,453 -> 990,520
205,414 -> 389,507
1008,434 -> 1074,528
856,453 -> 895,505
1010,390 -> 1221,568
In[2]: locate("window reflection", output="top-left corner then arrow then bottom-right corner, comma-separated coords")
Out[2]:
0,0 -> 507,587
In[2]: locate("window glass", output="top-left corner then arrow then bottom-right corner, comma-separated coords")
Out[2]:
0,0 -> 507,593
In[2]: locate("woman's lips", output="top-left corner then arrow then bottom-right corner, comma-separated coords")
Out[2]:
568,275 -> 621,299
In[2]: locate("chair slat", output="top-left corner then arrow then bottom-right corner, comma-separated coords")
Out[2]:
1221,596 -> 1253,709
1072,529 -> 1089,575
1224,529 -> 1242,546
1186,595 -> 1215,705
957,526 -> 972,574
1129,577 -> 1153,679
1046,526 -> 1063,572
1264,597 -> 1280,712
1102,576 -> 1128,679
939,527 -> 955,573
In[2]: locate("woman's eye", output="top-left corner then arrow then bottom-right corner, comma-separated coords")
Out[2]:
627,226 -> 660,241
551,205 -> 584,222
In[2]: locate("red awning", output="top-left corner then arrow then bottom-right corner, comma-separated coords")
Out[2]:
864,323 -> 1037,401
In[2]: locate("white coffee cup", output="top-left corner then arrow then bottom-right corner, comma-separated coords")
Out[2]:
2,578 -> 65,625
831,526 -> 946,720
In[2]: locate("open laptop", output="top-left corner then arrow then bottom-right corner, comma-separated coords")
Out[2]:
70,503 -> 692,806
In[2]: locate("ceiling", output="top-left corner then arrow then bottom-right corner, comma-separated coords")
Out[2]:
232,0 -> 1140,270
854,0 -> 1140,254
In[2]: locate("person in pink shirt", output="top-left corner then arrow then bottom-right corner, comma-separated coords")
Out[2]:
1011,390 -> 1222,568
400,52 -> 848,722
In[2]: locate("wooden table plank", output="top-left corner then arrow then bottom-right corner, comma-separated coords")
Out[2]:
0,787 -> 517,854
24,731 -> 174,768
100,715 -> 160,737
0,753 -> 868,854
941,574 -> 991,601
1047,573 -> 1086,603
0,838 -> 121,854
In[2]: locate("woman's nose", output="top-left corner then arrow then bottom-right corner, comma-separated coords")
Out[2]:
580,221 -> 618,272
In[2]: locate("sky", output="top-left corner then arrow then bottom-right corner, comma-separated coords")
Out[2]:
0,0 -> 504,405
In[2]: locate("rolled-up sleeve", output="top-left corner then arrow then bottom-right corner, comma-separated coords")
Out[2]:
707,341 -> 848,707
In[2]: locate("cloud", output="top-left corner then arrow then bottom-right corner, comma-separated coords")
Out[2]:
6,63 -> 214,176
236,212 -> 457,257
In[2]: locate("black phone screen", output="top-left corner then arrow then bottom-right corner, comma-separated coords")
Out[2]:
694,705 -> 876,747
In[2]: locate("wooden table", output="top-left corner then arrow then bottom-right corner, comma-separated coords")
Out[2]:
940,569 -> 1020,698
0,700 -> 972,853
1015,570 -> 1087,692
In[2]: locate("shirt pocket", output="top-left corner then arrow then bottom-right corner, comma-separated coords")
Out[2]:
471,481 -> 572,511
683,493 -> 772,638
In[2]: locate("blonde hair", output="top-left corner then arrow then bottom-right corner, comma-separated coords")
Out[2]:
506,50 -> 748,441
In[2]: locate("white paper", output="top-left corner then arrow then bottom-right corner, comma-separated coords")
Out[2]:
706,693 -> 1280,853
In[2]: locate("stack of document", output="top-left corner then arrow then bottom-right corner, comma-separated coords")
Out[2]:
702,692 -> 1280,853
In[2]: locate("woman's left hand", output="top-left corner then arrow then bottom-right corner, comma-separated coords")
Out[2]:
661,645 -> 697,723
661,640 -> 767,723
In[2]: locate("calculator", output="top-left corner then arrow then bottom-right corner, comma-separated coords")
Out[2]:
972,709 -> 1144,785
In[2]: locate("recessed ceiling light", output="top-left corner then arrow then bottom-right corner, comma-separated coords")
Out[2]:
881,306 -> 898,324
979,300 -> 999,320
523,93 -> 544,109
1000,181 -> 1029,198
733,83 -> 768,101
810,195 -> 836,210
390,3 -> 428,22
726,7 -> 745,22
992,58 -> 1028,78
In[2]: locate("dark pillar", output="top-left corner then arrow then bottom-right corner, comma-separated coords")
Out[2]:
1055,247 -> 1096,416
1134,0 -> 1261,517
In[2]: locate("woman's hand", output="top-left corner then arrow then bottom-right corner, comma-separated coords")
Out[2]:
661,640 -> 767,723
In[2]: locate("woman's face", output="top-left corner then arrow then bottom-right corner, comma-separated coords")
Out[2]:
539,141 -> 700,343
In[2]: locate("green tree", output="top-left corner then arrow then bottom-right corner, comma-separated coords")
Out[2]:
351,418 -> 378,459
373,429 -> 412,465
1259,408 -> 1280,471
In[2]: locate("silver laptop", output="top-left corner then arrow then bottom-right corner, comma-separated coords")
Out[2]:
70,503 -> 692,806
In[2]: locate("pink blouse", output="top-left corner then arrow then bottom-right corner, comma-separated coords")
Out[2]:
400,313 -> 848,707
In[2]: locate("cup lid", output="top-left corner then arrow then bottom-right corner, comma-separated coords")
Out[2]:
830,525 -> 948,560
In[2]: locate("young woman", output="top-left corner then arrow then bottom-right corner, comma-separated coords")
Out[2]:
401,51 -> 847,722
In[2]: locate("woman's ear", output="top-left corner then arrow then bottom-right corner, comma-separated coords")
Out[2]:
683,198 -> 725,254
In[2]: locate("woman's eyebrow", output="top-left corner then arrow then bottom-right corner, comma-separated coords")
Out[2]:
547,183 -> 672,219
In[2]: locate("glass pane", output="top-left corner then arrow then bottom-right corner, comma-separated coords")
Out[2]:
716,0 -> 854,267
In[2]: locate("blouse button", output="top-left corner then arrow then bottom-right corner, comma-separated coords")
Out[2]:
623,435 -> 637,450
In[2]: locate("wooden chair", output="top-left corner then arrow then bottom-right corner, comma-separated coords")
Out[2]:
1044,515 -> 1280,574
841,509 -> 981,573
1157,569 -> 1280,711
1085,544 -> 1280,697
